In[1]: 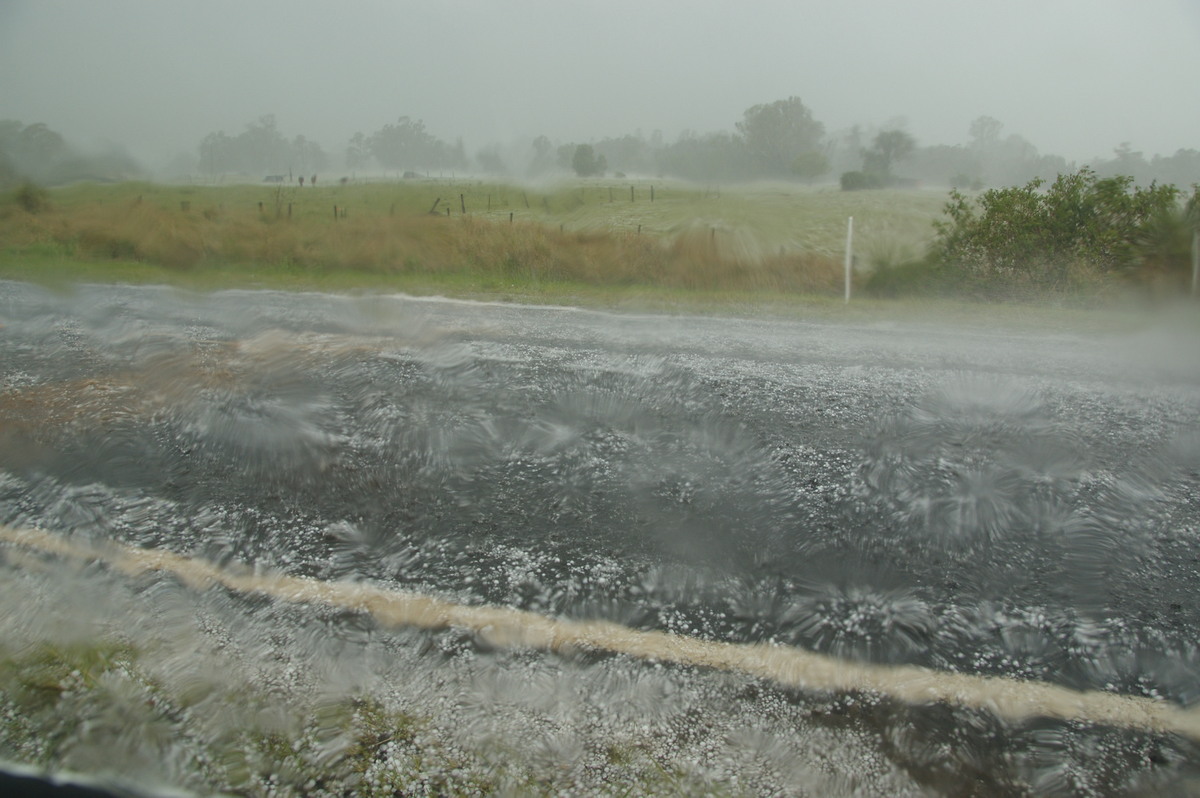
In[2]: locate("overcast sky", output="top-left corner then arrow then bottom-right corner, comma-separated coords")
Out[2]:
2,0 -> 1197,168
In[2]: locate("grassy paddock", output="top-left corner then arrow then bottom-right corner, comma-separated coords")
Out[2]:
0,178 -> 941,289
0,178 -> 1184,332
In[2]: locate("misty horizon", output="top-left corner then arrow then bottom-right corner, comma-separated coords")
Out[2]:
2,0 -> 1198,175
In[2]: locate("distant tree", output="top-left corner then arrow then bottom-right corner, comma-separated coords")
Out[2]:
0,120 -> 70,182
476,145 -> 507,174
968,116 -> 1004,151
736,97 -> 825,177
906,144 -> 980,188
291,134 -> 328,174
593,134 -> 654,176
368,117 -> 464,172
571,144 -> 606,177
790,150 -> 829,182
15,123 -> 68,166
345,132 -> 371,170
863,130 -> 916,178
656,130 -> 753,181
245,115 -> 290,171
527,135 -> 555,176
1091,142 -> 1153,185
839,171 -> 882,191
198,131 -> 234,175
197,116 -> 293,175
1149,148 -> 1200,188
555,143 -> 576,172
960,117 -> 1069,188
0,119 -> 137,185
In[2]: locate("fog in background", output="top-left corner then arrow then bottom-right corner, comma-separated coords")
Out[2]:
1,0 -> 1198,175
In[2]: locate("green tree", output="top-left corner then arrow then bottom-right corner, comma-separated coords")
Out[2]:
656,131 -> 753,182
790,150 -> 829,181
0,120 -> 70,182
290,134 -> 327,174
198,131 -> 233,175
368,117 -> 463,172
345,132 -> 371,170
475,146 -> 507,175
968,116 -> 1003,151
240,115 -> 290,173
736,97 -> 825,177
570,144 -> 606,177
527,135 -> 554,176
863,130 -> 916,178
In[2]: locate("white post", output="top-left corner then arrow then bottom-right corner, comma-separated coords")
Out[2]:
844,216 -> 854,303
1192,229 -> 1198,298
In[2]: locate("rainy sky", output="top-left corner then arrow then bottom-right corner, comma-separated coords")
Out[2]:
1,0 -> 1198,168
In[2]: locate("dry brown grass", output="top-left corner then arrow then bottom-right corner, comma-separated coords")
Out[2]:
0,191 -> 845,295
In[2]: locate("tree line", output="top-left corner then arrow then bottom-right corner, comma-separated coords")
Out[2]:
0,120 -> 140,187
181,98 -> 1200,190
5,98 -> 1200,191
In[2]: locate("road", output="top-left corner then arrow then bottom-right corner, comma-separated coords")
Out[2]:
1,280 -> 1198,795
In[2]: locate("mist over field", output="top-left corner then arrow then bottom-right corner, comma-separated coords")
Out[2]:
1,0 -> 1197,181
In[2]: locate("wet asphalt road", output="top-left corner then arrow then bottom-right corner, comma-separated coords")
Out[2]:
2,280 -> 1200,794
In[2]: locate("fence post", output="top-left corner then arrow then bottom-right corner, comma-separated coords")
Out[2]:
844,216 -> 854,303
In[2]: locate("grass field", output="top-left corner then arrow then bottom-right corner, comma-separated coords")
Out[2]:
28,177 -> 947,256
0,176 -> 1184,332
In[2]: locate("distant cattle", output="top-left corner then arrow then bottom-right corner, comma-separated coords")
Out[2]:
263,175 -> 286,183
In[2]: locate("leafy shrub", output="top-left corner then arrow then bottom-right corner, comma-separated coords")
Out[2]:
931,167 -> 1191,291
571,144 -> 606,178
864,254 -> 972,298
840,171 -> 887,191
14,181 -> 50,213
